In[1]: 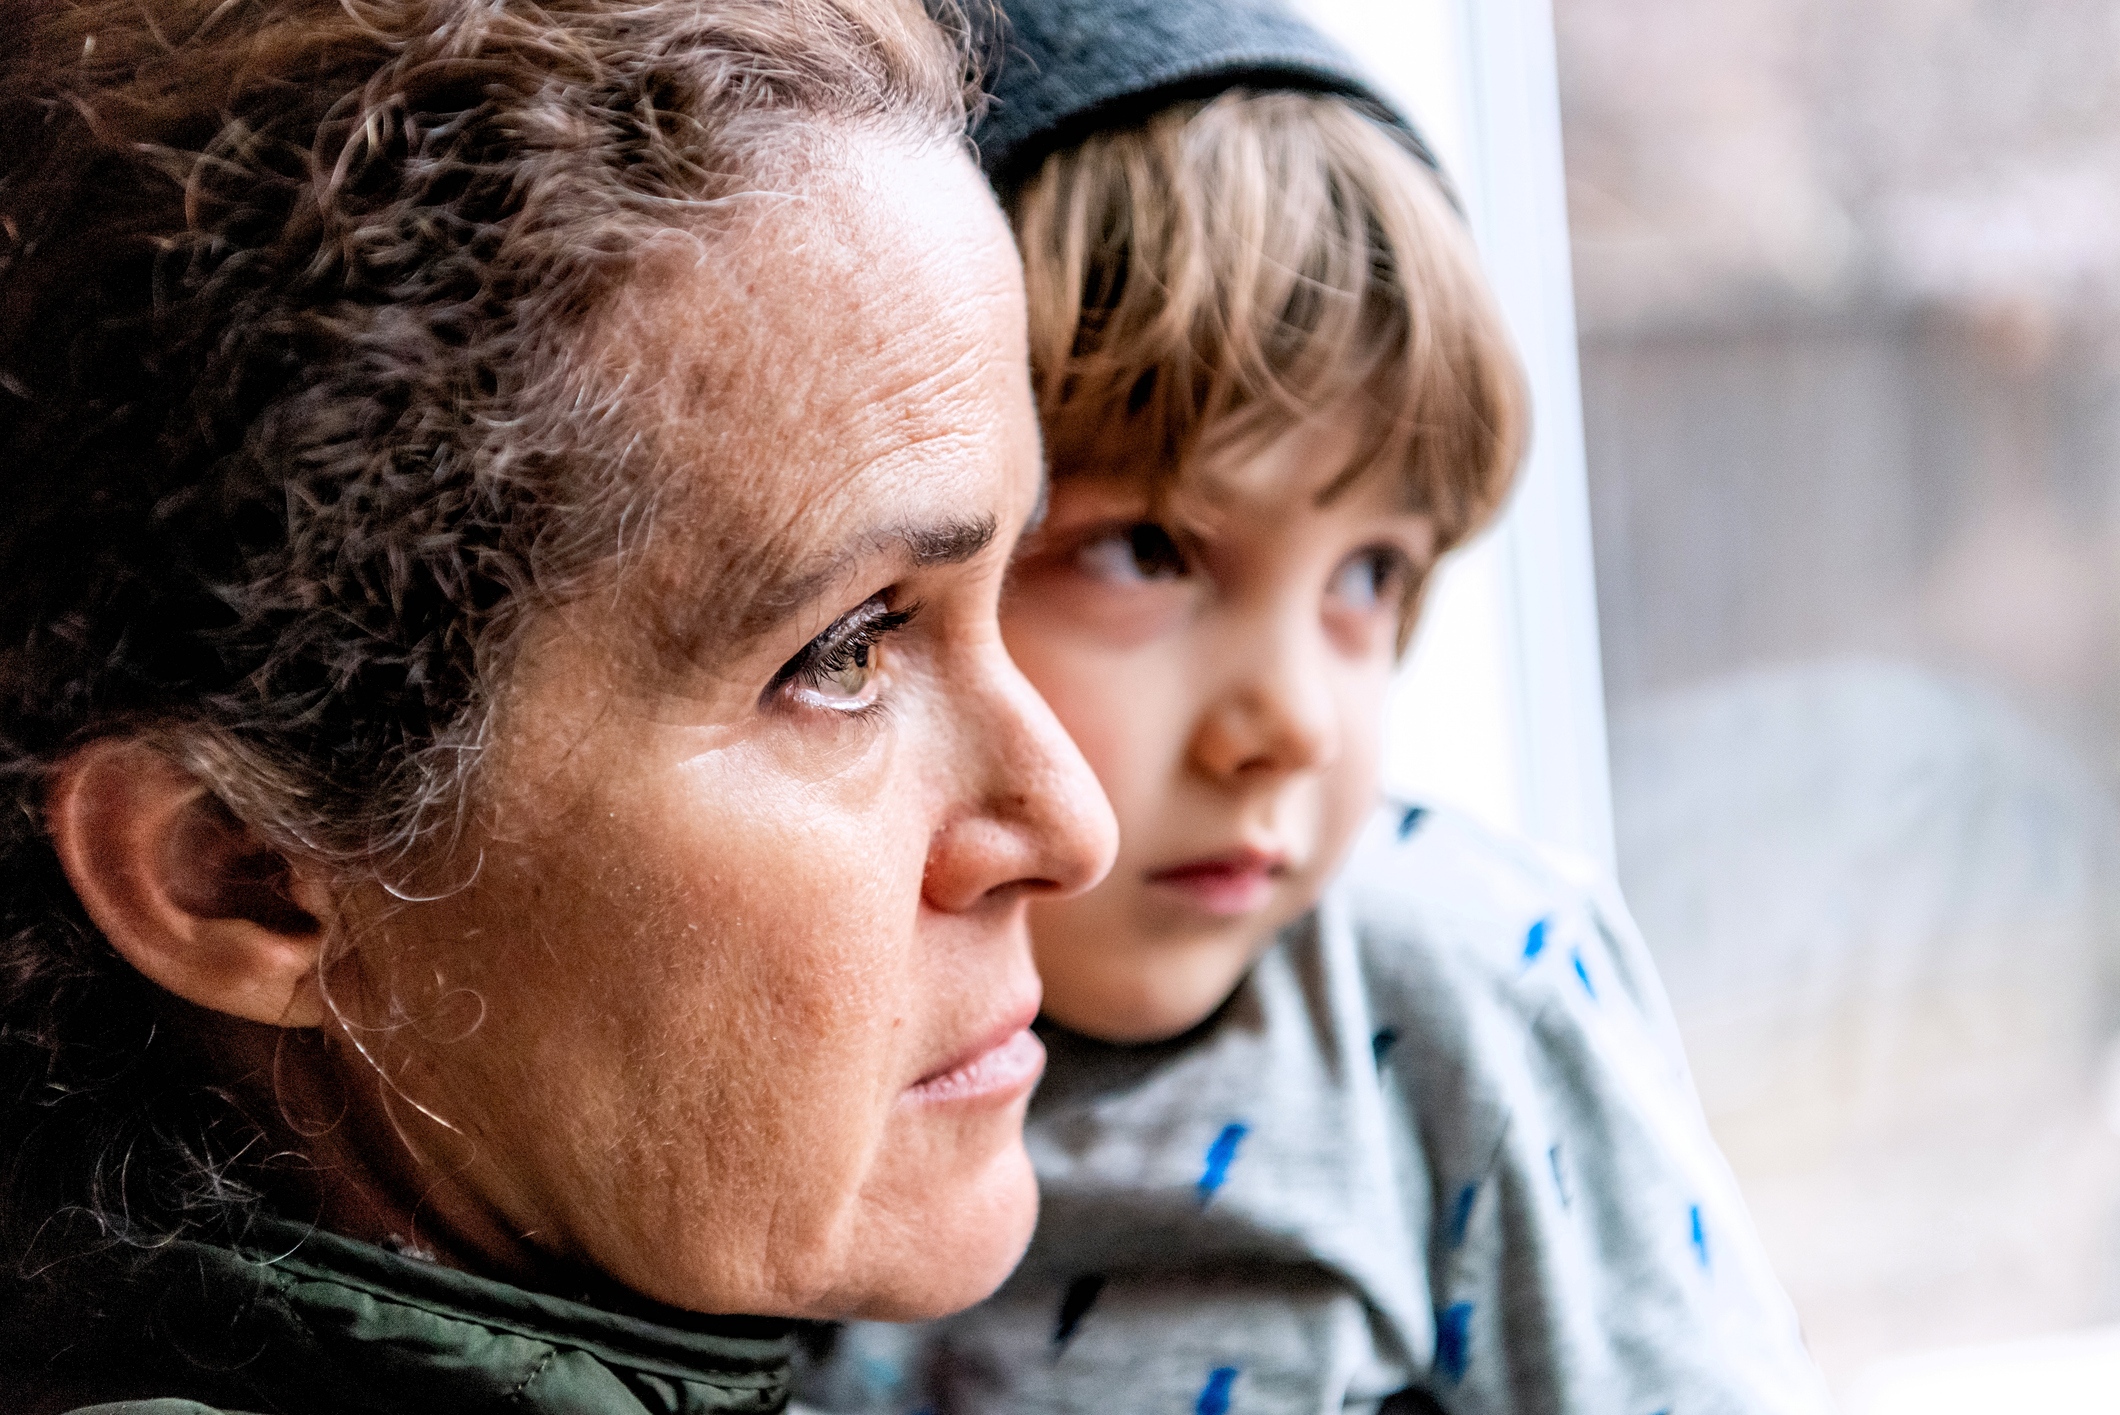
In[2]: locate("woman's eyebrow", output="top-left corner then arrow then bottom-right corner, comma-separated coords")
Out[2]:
897,513 -> 998,566
718,513 -> 999,649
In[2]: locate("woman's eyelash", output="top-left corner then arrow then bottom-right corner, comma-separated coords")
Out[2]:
769,598 -> 920,695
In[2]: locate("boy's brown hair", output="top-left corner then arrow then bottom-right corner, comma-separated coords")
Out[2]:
1010,88 -> 1525,633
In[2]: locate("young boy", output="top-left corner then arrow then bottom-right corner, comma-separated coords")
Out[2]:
802,1 -> 1833,1411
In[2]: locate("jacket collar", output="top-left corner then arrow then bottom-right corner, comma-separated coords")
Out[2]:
6,1213 -> 798,1415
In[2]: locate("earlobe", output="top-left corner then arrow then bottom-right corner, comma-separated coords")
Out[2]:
46,738 -> 335,1028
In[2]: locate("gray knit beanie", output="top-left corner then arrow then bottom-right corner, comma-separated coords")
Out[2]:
970,0 -> 1440,192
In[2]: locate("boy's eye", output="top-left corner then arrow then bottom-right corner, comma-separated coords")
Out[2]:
1076,522 -> 1191,585
1329,547 -> 1410,612
767,596 -> 917,711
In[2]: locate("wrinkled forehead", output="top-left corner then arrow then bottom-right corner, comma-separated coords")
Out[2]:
568,131 -> 1034,659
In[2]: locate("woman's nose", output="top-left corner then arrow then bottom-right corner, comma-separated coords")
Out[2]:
1187,615 -> 1340,782
920,647 -> 1118,915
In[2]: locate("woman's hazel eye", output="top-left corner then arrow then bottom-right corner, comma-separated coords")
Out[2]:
1077,523 -> 1189,584
810,638 -> 879,704
770,598 -> 915,711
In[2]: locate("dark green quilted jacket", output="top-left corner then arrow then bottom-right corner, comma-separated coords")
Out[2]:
0,1216 -> 796,1415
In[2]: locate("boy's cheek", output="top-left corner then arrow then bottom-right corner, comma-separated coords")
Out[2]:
1002,601 -> 1195,799
1322,597 -> 1409,662
1003,565 -> 1196,652
1011,650 -> 1189,841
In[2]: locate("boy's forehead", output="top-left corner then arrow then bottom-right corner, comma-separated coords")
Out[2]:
1079,414 -> 1428,519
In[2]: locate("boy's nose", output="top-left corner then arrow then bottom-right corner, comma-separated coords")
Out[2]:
1188,626 -> 1340,781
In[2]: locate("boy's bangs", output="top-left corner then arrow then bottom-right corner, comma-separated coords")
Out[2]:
1012,89 -> 1526,560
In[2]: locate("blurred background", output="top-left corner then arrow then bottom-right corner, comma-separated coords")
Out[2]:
1556,0 -> 2120,1399
1305,0 -> 2120,1398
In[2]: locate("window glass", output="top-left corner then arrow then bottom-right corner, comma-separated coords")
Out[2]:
1558,0 -> 2120,1397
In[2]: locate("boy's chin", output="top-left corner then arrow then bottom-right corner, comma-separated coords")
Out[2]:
1035,928 -> 1277,1045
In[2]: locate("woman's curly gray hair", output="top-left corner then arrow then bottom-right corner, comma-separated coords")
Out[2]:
0,0 -> 972,1256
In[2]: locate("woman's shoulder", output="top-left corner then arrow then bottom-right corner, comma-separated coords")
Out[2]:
66,1403 -> 268,1415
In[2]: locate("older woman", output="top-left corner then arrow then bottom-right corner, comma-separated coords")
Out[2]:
0,0 -> 1115,1410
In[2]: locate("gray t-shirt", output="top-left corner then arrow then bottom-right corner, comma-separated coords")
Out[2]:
798,803 -> 1832,1415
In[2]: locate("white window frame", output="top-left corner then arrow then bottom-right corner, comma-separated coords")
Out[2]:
1297,0 -> 1615,871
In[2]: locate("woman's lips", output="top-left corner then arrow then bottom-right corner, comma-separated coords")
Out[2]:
905,1024 -> 1045,1106
1145,847 -> 1286,916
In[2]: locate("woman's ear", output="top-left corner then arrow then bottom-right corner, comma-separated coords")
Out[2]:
46,737 -> 336,1028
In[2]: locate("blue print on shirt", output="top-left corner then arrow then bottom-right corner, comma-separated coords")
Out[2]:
1399,804 -> 1428,839
1447,1182 -> 1478,1248
1053,1273 -> 1105,1348
855,1353 -> 902,1400
1549,1144 -> 1571,1209
1198,1123 -> 1248,1203
1571,948 -> 1597,999
1522,916 -> 1552,963
1434,1303 -> 1474,1382
1196,1367 -> 1240,1415
1372,1026 -> 1401,1068
1691,1204 -> 1710,1269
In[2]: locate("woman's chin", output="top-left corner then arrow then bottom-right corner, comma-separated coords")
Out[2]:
531,1074 -> 1043,1322
834,1133 -> 1041,1322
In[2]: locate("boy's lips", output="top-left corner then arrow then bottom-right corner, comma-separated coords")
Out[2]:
1145,846 -> 1287,916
